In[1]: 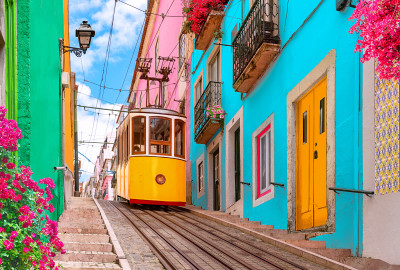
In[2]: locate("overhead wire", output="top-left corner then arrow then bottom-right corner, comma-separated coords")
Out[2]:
86,0 -> 117,160
118,0 -> 185,18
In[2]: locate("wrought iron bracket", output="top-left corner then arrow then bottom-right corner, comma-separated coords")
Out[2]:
329,187 -> 374,197
63,46 -> 86,57
240,181 -> 250,186
270,182 -> 285,188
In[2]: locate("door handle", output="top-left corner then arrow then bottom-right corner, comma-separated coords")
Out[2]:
314,150 -> 318,159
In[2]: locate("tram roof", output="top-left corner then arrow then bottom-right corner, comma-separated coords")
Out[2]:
128,108 -> 184,117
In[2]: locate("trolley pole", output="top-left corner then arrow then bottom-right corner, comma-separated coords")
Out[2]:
73,73 -> 80,197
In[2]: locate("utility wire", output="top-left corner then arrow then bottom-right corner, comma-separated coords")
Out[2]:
118,0 -> 185,18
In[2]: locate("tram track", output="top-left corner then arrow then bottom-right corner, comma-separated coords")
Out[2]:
107,201 -> 329,270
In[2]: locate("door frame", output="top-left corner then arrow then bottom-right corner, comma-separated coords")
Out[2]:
225,107 -> 244,217
207,133 -> 222,211
286,50 -> 336,232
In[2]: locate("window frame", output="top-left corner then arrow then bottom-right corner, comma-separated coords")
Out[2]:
149,116 -> 172,156
178,33 -> 186,72
206,46 -> 221,84
194,72 -> 204,105
257,124 -> 272,197
174,119 -> 185,158
252,113 -> 275,207
131,116 -> 146,155
196,153 -> 205,199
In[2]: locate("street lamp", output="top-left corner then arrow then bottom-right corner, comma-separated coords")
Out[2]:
76,21 -> 96,53
62,21 -> 95,57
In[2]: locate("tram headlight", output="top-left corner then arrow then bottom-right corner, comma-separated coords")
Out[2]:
155,174 -> 166,185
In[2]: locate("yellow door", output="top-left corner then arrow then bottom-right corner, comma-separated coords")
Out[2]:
296,77 -> 327,230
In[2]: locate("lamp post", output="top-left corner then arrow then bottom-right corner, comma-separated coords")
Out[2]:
59,21 -> 95,197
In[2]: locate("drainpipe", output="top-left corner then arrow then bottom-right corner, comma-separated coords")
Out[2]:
73,73 -> 80,196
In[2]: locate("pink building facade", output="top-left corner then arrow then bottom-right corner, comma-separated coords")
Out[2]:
128,0 -> 194,203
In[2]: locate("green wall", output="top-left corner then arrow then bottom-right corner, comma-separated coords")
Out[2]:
17,0 -> 64,220
4,0 -> 17,121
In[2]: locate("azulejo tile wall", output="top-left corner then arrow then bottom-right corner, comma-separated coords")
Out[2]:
374,66 -> 400,195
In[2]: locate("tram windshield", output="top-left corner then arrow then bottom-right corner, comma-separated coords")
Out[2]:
150,117 -> 171,155
132,117 -> 146,154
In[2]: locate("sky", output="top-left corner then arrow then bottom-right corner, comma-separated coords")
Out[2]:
69,0 -> 147,182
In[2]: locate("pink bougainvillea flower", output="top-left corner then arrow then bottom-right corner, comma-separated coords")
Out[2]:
1,157 -> 8,163
6,163 -> 16,169
350,0 -> 400,80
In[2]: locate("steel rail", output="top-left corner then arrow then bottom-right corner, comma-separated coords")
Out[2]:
136,206 -> 281,270
171,207 -> 311,270
149,208 -> 296,270
121,203 -> 235,270
107,201 -> 197,270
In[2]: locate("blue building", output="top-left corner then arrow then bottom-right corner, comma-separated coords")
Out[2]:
189,0 -> 364,258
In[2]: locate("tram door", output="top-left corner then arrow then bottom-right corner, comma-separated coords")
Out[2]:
213,149 -> 220,211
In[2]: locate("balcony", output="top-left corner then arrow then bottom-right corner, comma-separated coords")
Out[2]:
232,0 -> 280,93
194,81 -> 222,144
195,10 -> 225,50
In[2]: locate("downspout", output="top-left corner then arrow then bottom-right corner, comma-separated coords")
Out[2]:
73,73 -> 80,196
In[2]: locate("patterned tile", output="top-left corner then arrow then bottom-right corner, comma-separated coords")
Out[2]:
374,64 -> 400,195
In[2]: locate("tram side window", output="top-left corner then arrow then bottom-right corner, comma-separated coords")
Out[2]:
175,120 -> 185,158
150,117 -> 171,155
132,117 -> 146,154
126,124 -> 130,157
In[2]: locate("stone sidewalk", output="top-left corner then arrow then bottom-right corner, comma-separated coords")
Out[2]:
97,200 -> 163,270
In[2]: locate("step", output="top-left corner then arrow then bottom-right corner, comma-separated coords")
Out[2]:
339,257 -> 400,270
284,239 -> 326,249
64,242 -> 113,252
59,216 -> 104,224
59,227 -> 107,234
59,233 -> 110,243
252,228 -> 306,240
58,223 -> 105,230
55,251 -> 116,263
61,212 -> 102,219
241,223 -> 274,230
55,261 -> 121,270
306,247 -> 352,260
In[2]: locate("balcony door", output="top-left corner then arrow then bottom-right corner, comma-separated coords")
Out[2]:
209,51 -> 220,83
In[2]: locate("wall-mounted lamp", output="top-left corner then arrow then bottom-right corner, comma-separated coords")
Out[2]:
336,0 -> 357,11
62,21 -> 95,57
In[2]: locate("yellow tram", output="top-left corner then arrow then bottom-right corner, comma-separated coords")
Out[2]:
116,108 -> 186,206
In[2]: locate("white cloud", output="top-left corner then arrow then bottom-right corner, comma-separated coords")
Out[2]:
70,0 -> 146,72
76,82 -> 122,182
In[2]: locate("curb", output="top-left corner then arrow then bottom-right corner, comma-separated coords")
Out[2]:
94,199 -> 131,270
182,206 -> 356,270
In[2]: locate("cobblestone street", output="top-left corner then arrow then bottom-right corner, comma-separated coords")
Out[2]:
97,200 -> 164,270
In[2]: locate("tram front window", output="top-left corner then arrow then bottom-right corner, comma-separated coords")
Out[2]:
132,116 -> 146,154
150,117 -> 171,155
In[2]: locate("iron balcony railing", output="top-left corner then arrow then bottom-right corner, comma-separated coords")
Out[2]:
194,81 -> 222,136
232,0 -> 280,84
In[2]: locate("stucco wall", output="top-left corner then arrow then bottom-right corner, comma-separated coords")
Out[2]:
362,59 -> 400,265
190,0 -> 362,255
17,0 -> 64,220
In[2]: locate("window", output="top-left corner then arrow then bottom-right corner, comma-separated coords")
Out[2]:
252,114 -> 274,206
178,34 -> 186,71
126,123 -> 130,157
258,125 -> 271,197
175,120 -> 185,158
150,117 -> 171,155
198,161 -> 204,192
132,116 -> 146,154
155,37 -> 159,74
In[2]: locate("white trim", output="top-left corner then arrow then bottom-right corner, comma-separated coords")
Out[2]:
207,132 -> 222,210
196,153 -> 205,199
193,69 -> 204,105
286,49 -> 336,232
206,41 -> 222,84
252,113 -> 275,208
225,107 -> 244,216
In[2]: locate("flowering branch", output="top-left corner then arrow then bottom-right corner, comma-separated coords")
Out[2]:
349,0 -> 400,80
